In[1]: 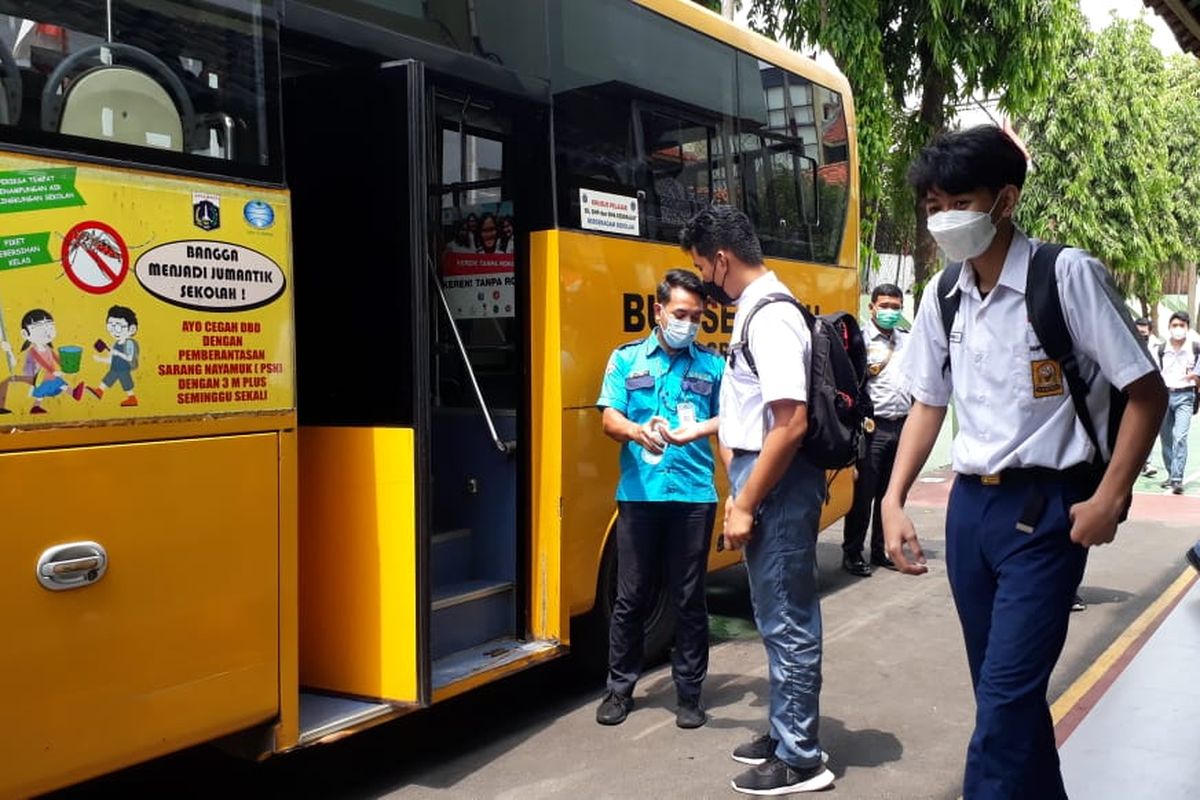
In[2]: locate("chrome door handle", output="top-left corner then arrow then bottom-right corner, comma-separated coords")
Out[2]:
36,541 -> 108,591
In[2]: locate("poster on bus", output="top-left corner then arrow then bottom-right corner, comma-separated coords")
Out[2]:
440,201 -> 515,320
0,152 -> 294,428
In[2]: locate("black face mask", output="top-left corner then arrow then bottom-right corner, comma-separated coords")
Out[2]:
1137,332 -> 1150,344
702,254 -> 737,306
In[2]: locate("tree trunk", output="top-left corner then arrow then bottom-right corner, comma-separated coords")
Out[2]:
912,42 -> 950,298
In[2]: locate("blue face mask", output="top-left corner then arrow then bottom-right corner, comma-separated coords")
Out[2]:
660,316 -> 699,349
875,308 -> 903,330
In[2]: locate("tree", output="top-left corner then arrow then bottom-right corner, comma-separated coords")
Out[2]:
1163,55 -> 1200,321
747,0 -> 1081,287
1018,17 -> 1179,322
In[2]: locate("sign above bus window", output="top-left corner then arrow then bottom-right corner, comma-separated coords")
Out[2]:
0,153 -> 294,427
579,189 -> 640,237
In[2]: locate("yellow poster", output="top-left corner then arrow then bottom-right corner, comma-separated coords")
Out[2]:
0,152 -> 293,427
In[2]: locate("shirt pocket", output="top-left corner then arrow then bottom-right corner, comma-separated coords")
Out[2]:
681,375 -> 714,397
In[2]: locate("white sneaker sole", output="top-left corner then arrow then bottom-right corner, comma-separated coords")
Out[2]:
731,751 -> 829,767
730,766 -> 835,795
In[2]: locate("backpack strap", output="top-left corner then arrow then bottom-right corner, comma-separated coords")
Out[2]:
1023,243 -> 1104,467
936,263 -> 963,375
737,293 -> 805,378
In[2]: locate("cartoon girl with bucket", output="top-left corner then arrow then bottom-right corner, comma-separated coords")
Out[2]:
0,309 -> 84,414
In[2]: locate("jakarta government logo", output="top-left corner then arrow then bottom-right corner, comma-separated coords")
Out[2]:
243,200 -> 275,229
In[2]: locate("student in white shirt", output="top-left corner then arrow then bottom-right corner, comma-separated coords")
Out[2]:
880,126 -> 1166,800
681,205 -> 834,796
1155,311 -> 1200,494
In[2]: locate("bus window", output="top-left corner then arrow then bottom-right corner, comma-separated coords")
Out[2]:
0,0 -> 279,181
637,108 -> 717,244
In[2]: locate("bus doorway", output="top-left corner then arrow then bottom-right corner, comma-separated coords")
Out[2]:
284,59 -> 556,727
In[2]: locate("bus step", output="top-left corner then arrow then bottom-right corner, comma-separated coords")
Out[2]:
430,579 -> 514,660
297,691 -> 397,746
432,638 -> 562,691
430,527 -> 472,588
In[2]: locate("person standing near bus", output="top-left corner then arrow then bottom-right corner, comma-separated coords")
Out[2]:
682,205 -> 835,795
881,126 -> 1166,800
842,282 -> 909,577
594,268 -> 723,730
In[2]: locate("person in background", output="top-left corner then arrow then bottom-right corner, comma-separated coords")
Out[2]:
1155,311 -> 1200,495
1135,318 -> 1160,479
842,283 -> 909,576
593,269 -> 723,730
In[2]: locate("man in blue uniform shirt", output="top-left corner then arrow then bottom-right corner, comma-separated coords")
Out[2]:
594,268 -> 723,730
881,126 -> 1167,800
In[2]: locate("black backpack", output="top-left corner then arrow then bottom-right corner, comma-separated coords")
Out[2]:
936,243 -> 1129,512
736,293 -> 872,471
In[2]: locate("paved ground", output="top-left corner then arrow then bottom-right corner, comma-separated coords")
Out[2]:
48,478 -> 1200,800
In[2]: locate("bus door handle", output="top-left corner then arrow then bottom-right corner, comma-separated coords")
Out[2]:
36,541 -> 109,591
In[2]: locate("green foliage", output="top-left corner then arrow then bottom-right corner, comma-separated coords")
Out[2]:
691,0 -> 723,11
747,0 -> 1080,281
1163,56 -> 1200,269
1019,17 -> 1181,309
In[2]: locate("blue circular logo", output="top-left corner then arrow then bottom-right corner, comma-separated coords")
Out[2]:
243,200 -> 275,229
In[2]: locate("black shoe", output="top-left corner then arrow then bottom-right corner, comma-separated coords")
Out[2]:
595,690 -> 633,725
1172,482 -> 1185,495
1186,544 -> 1200,573
870,553 -> 897,571
676,695 -> 706,729
1071,594 -> 1086,612
732,734 -> 829,767
1161,480 -> 1174,489
731,757 -> 834,795
842,555 -> 872,577
1142,465 -> 1158,477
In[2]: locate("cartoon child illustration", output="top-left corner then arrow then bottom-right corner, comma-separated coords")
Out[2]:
0,309 -> 81,414
86,305 -> 139,407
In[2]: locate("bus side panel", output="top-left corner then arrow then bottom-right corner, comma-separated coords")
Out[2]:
297,426 -> 419,704
557,231 -> 858,618
0,435 -> 280,799
529,230 -> 566,644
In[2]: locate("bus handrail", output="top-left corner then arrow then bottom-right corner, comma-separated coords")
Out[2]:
426,255 -> 516,457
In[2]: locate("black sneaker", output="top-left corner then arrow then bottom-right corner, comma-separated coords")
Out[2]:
731,734 -> 829,767
1070,594 -> 1086,612
731,757 -> 834,795
1161,480 -> 1174,489
676,695 -> 706,729
1172,482 -> 1185,495
595,690 -> 633,726
1186,543 -> 1200,574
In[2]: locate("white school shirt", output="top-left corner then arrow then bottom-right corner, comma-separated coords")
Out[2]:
1159,342 -> 1198,390
864,319 -> 911,420
718,271 -> 811,452
904,228 -> 1157,475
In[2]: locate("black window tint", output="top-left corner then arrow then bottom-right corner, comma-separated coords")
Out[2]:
637,108 -> 720,244
554,85 -> 637,231
0,0 -> 280,180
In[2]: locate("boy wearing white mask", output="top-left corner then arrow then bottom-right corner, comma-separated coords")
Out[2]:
881,126 -> 1166,800
1155,311 -> 1200,494
594,268 -> 723,730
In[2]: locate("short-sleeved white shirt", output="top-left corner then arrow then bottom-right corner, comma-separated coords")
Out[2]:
903,228 -> 1157,475
718,271 -> 811,451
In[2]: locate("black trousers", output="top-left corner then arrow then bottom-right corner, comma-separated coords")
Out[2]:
843,416 -> 906,559
607,500 -> 716,701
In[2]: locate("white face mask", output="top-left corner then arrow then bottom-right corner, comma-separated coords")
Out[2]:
660,316 -> 699,349
1170,327 -> 1188,342
926,194 -> 1003,262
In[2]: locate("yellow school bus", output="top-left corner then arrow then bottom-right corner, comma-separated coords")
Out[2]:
0,0 -> 858,795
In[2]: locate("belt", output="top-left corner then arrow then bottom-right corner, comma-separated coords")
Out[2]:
958,464 -> 1095,487
1169,386 -> 1195,393
731,448 -> 759,458
874,415 -> 907,426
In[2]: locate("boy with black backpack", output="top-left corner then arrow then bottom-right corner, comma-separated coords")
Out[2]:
880,126 -> 1166,800
682,205 -> 866,796
1154,311 -> 1199,495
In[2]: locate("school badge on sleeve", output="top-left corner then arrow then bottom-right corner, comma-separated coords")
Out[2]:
1031,359 -> 1065,398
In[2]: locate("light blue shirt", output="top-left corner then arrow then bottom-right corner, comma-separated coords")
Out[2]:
597,333 -> 724,502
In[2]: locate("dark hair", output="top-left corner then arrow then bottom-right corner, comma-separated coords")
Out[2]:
1169,311 -> 1190,326
871,283 -> 903,303
107,305 -> 138,327
656,269 -> 705,305
679,204 -> 763,266
1135,317 -> 1151,327
907,125 -> 1027,198
18,308 -> 53,351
